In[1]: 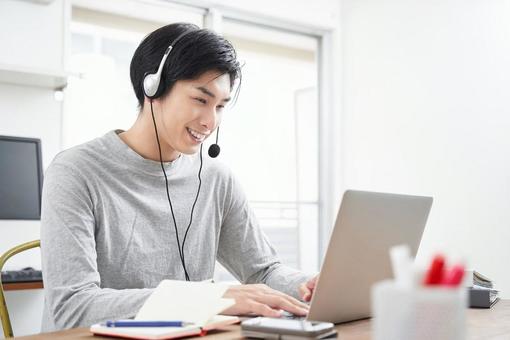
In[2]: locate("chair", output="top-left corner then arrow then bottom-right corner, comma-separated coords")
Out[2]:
0,240 -> 41,338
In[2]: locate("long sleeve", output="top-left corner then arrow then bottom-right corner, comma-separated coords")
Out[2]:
216,172 -> 313,299
40,129 -> 313,331
41,162 -> 153,330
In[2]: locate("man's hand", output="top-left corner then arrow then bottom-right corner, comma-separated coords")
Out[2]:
298,275 -> 318,302
222,284 -> 309,317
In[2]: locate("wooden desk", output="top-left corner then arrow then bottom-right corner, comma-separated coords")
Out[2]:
13,300 -> 510,340
3,281 -> 43,291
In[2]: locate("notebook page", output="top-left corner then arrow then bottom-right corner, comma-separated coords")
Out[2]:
135,280 -> 234,326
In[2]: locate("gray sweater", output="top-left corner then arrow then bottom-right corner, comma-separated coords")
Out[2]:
40,130 -> 310,331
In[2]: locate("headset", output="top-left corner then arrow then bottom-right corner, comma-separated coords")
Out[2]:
142,29 -> 221,281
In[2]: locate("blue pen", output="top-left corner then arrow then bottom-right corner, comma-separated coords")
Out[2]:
105,320 -> 194,327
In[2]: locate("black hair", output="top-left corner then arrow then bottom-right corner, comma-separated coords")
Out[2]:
130,22 -> 242,108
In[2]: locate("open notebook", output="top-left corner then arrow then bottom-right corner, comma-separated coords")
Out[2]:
90,280 -> 239,339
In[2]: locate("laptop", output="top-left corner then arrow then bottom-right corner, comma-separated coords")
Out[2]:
305,190 -> 433,324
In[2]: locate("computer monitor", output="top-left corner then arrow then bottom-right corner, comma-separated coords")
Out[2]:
0,135 -> 43,220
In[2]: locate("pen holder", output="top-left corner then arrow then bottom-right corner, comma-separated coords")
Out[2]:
372,280 -> 467,340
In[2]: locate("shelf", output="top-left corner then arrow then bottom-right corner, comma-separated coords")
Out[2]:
0,63 -> 68,90
2,281 -> 44,291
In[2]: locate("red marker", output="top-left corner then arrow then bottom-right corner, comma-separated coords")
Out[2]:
441,264 -> 465,287
423,254 -> 445,285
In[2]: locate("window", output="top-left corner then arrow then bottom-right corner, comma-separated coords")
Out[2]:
64,5 -> 203,148
213,20 -> 320,280
65,5 -> 322,282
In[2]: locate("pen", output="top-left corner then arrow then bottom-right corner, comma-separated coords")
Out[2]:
105,320 -> 194,327
441,264 -> 465,287
423,254 -> 445,285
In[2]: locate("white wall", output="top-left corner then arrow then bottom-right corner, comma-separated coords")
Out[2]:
0,0 -> 66,336
0,0 -> 66,258
0,0 -> 65,70
340,0 -> 510,296
0,84 -> 62,270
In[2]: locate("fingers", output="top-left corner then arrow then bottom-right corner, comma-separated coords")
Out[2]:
223,284 -> 311,318
303,293 -> 312,302
263,294 -> 309,316
302,292 -> 312,302
250,301 -> 282,318
251,286 -> 308,316
301,276 -> 319,302
271,289 -> 309,309
284,294 -> 309,311
299,282 -> 313,302
306,276 -> 318,289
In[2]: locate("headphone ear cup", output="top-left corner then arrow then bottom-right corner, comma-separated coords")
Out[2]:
142,30 -> 195,100
143,73 -> 160,98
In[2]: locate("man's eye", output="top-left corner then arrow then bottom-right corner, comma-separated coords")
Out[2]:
194,98 -> 207,104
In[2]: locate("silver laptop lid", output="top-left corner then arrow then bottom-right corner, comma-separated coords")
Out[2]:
307,190 -> 433,323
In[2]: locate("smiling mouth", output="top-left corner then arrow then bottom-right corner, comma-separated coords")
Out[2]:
186,127 -> 207,143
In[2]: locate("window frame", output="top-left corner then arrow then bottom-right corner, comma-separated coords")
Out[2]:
202,9 -> 336,267
64,0 -> 337,268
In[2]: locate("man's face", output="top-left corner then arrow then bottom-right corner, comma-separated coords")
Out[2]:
154,70 -> 232,155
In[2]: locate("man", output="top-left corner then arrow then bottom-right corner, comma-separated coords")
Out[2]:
41,22 -> 317,331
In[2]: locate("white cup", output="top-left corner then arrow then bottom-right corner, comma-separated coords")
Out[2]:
372,280 -> 467,340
